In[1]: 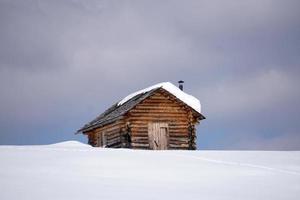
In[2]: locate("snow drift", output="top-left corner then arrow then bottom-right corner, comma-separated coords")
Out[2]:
0,142 -> 300,200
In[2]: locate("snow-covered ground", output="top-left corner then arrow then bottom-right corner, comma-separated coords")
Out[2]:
1,141 -> 300,200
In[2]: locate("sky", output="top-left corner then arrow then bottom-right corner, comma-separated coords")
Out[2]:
0,0 -> 300,150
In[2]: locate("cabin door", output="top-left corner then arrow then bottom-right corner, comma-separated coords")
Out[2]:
148,123 -> 169,150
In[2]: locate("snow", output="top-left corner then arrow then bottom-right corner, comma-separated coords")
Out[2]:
118,82 -> 202,113
48,140 -> 91,148
1,143 -> 300,200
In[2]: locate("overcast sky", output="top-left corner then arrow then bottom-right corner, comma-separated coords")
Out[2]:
0,0 -> 299,149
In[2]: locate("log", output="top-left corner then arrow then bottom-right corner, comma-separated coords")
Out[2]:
131,143 -> 150,148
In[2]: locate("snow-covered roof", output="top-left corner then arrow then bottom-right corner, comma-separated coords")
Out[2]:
78,82 -> 203,133
118,82 -> 201,113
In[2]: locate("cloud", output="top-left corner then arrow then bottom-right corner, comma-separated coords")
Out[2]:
230,132 -> 300,150
199,69 -> 300,116
0,0 -> 299,148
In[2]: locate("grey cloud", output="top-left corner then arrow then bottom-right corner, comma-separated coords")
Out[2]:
228,132 -> 300,150
199,69 -> 300,116
0,0 -> 299,149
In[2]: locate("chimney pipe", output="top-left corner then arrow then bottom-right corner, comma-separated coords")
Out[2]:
178,80 -> 184,91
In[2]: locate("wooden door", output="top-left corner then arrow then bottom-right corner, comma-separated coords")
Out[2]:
97,132 -> 107,147
97,133 -> 102,147
148,123 -> 169,150
102,133 -> 107,147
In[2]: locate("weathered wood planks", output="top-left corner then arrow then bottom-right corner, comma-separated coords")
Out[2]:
84,89 -> 200,150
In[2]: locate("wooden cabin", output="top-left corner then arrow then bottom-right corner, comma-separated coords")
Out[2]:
77,82 -> 205,150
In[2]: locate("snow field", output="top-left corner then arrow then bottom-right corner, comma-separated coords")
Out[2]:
0,141 -> 299,200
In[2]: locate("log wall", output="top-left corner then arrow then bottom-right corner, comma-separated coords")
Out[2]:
126,89 -> 198,150
84,89 -> 199,150
85,119 -> 126,148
